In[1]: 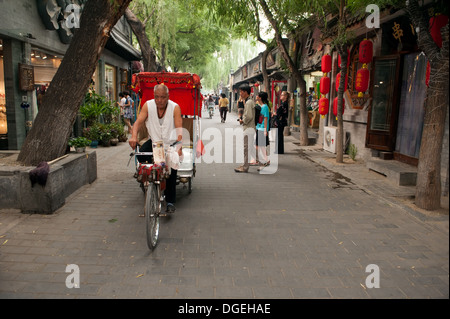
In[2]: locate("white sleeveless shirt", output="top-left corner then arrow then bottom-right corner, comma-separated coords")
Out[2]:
145,99 -> 178,148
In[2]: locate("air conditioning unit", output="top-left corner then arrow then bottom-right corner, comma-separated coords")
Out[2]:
323,126 -> 337,153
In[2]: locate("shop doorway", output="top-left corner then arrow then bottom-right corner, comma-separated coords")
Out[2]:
366,55 -> 401,151
0,38 -> 7,150
394,52 -> 427,166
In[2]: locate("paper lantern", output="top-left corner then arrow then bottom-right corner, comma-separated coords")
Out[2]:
320,76 -> 330,95
429,15 -> 449,48
359,39 -> 373,64
355,67 -> 370,97
333,97 -> 345,119
335,72 -> 348,92
321,54 -> 332,74
318,97 -> 329,118
0,120 -> 7,135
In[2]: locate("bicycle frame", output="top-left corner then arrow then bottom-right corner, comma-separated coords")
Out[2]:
132,146 -> 169,190
130,145 -> 170,250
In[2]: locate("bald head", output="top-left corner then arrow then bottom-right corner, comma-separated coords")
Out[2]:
154,84 -> 169,95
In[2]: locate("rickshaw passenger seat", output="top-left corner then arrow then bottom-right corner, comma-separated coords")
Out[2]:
182,117 -> 194,147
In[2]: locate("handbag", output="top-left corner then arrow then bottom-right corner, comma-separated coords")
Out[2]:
270,115 -> 278,128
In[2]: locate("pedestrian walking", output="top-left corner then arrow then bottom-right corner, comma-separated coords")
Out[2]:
218,93 -> 229,123
207,95 -> 215,118
118,92 -> 127,116
126,91 -> 135,124
255,91 -> 270,171
234,85 -> 256,173
237,95 -> 245,122
273,91 -> 289,154
122,92 -> 133,133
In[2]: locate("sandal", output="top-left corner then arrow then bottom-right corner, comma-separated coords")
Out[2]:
257,161 -> 270,171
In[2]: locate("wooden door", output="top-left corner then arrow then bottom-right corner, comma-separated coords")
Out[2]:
365,55 -> 401,151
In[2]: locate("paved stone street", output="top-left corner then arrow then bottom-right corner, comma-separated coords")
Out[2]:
0,110 -> 448,299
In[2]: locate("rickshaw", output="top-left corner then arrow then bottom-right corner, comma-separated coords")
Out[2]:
130,72 -> 202,250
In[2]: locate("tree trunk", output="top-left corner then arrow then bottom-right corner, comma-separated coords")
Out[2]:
262,48 -> 270,101
336,45 -> 348,163
124,8 -> 157,72
407,0 -> 449,210
160,43 -> 166,71
17,0 -> 132,166
415,60 -> 448,209
258,0 -> 308,145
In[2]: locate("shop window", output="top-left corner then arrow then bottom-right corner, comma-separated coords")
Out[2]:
105,64 -> 116,102
120,68 -> 128,93
0,50 -> 7,137
31,49 -> 62,87
91,64 -> 99,93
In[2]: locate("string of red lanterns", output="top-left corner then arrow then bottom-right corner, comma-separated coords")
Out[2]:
426,14 -> 448,87
355,39 -> 373,98
318,54 -> 332,118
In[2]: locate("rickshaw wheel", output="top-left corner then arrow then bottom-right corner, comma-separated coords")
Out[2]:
145,183 -> 160,250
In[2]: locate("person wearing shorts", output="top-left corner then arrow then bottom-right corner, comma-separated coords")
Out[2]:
255,91 -> 270,171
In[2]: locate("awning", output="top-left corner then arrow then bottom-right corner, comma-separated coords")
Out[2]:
106,29 -> 142,62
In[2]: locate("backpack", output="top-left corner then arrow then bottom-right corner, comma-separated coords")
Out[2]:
254,104 -> 261,126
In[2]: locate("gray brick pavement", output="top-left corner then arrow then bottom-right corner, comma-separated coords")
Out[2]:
0,110 -> 448,299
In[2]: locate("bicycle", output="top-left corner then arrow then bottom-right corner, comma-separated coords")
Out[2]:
130,145 -> 170,250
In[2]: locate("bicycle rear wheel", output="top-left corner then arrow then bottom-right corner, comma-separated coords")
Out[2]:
145,183 -> 161,250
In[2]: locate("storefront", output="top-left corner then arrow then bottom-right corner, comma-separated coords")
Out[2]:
0,1 -> 141,150
0,39 -> 6,149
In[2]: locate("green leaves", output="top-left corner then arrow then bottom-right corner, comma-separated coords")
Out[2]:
80,92 -> 119,125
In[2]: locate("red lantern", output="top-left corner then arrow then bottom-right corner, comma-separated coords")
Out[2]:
254,82 -> 260,87
320,76 -> 330,95
321,54 -> 332,74
355,67 -> 370,97
335,72 -> 348,92
359,39 -> 373,64
318,97 -> 329,118
429,15 -> 449,48
333,97 -> 345,119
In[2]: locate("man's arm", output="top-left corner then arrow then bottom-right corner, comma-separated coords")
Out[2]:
173,105 -> 183,141
242,100 -> 254,126
129,102 -> 148,149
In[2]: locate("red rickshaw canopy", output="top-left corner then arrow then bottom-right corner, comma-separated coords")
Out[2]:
132,72 -> 202,117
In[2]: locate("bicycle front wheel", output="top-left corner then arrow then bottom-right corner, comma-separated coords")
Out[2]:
145,183 -> 161,250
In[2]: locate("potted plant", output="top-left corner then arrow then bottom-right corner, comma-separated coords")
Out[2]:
68,137 -> 92,152
83,124 -> 101,148
109,124 -> 119,146
98,124 -> 112,147
109,122 -> 125,144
